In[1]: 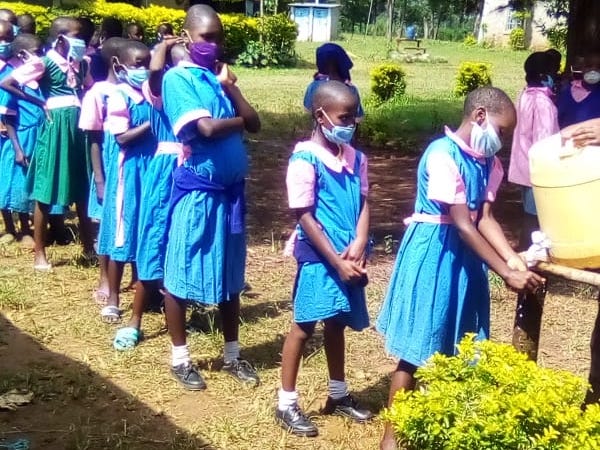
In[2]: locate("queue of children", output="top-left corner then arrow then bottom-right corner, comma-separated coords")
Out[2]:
0,4 -> 591,448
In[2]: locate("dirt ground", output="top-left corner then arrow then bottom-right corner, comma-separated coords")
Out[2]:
1,139 -> 599,449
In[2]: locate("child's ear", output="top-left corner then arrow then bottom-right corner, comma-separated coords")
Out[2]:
473,107 -> 487,125
314,108 -> 325,125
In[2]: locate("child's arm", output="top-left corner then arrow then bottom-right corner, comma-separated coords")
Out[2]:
114,122 -> 151,146
343,198 -> 369,265
0,74 -> 45,111
88,130 -> 105,201
106,91 -> 151,146
478,202 -> 526,269
561,118 -> 600,147
149,36 -> 182,97
296,208 -> 366,284
217,64 -> 261,133
4,115 -> 27,167
449,203 -> 543,291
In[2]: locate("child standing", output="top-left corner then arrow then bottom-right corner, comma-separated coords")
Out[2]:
557,52 -> 600,128
303,43 -> 364,121
0,33 -> 44,246
99,40 -> 156,323
509,51 -> 559,244
276,80 -> 373,437
0,16 -> 94,269
377,87 -> 544,450
78,37 -> 124,305
161,5 -> 260,390
113,36 -> 186,349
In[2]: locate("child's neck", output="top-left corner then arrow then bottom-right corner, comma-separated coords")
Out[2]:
312,132 -> 342,157
454,121 -> 473,146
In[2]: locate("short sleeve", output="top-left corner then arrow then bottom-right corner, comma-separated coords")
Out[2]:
105,91 -> 130,135
426,150 -> 467,205
303,82 -> 316,112
287,157 -> 316,209
359,153 -> 368,196
485,157 -> 504,202
78,88 -> 104,131
142,80 -> 162,110
10,58 -> 45,85
163,68 -> 213,140
532,95 -> 559,144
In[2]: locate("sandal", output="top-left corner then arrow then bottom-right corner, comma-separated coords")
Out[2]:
92,289 -> 109,306
100,305 -> 121,324
113,327 -> 143,351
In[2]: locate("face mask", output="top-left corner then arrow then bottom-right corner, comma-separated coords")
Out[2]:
541,74 -> 554,90
319,109 -> 356,145
12,25 -> 19,36
118,67 -> 149,89
0,42 -> 11,59
470,118 -> 502,158
188,41 -> 219,71
59,36 -> 86,62
584,70 -> 600,85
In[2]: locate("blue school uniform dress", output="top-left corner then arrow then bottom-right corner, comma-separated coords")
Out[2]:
99,83 -> 156,263
161,61 -> 248,304
0,59 -> 18,211
376,128 -> 503,366
287,141 -> 369,330
557,83 -> 600,128
135,83 -> 183,282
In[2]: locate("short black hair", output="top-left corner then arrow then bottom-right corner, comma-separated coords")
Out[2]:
101,17 -> 123,39
126,22 -> 144,36
78,16 -> 96,45
157,22 -> 174,35
116,39 -> 149,61
524,51 -> 551,84
48,16 -> 79,41
0,9 -> 16,25
311,80 -> 358,113
16,13 -> 35,34
12,32 -> 41,54
100,37 -> 125,63
463,86 -> 514,117
545,48 -> 562,73
184,4 -> 221,30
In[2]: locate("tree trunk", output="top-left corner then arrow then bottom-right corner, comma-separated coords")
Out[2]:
473,0 -> 485,36
386,0 -> 395,42
567,0 -> 600,68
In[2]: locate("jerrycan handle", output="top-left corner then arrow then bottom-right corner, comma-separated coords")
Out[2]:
557,138 -> 583,159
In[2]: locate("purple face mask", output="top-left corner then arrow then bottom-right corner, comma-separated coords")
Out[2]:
188,41 -> 219,70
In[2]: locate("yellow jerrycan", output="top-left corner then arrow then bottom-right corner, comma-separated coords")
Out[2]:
529,133 -> 600,269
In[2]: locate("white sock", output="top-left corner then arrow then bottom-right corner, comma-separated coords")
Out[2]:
223,340 -> 240,363
171,344 -> 191,367
278,388 -> 299,411
328,379 -> 349,400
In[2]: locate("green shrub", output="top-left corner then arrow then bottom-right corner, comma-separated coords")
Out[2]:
0,1 -> 295,63
237,14 -> 297,67
382,335 -> 600,450
370,62 -> 407,102
509,27 -> 527,51
462,33 -> 477,47
454,61 -> 491,97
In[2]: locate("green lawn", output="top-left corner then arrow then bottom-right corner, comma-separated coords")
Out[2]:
236,36 -> 531,148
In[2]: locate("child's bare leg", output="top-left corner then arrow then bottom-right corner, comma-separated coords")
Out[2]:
33,202 -> 49,267
165,292 -> 187,346
106,259 -> 124,311
323,318 -> 345,382
18,213 -> 31,236
75,200 -> 94,255
380,361 -> 417,450
219,294 -> 259,384
281,322 -> 316,391
128,279 -> 161,330
1,209 -> 16,236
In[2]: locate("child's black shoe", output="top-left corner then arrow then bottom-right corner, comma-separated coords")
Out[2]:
275,404 -> 318,437
322,394 -> 374,422
171,363 -> 206,391
221,358 -> 260,386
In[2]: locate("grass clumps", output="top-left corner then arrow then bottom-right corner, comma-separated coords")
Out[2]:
382,335 -> 600,450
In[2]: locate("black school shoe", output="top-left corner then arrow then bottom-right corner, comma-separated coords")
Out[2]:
275,404 -> 319,437
221,358 -> 260,386
171,362 -> 207,391
322,394 -> 374,422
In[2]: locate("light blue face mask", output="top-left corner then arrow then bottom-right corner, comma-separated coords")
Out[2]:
0,42 -> 12,59
12,25 -> 19,36
470,117 -> 502,158
62,36 -> 86,62
118,67 -> 150,89
319,109 -> 356,145
541,74 -> 554,90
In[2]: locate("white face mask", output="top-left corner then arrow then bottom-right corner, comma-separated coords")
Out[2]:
584,70 -> 600,85
470,118 -> 502,158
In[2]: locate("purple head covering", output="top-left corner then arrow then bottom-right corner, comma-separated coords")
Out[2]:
316,43 -> 353,82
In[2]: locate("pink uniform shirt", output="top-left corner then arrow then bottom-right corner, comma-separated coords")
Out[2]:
286,140 -> 368,209
78,81 -> 117,131
508,86 -> 559,187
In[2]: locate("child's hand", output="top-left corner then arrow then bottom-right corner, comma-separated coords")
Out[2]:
504,269 -> 544,293
216,63 -> 237,86
95,179 -> 105,203
506,254 -> 527,272
14,150 -> 28,167
161,35 -> 184,50
561,119 -> 600,147
335,258 -> 367,285
341,239 -> 367,266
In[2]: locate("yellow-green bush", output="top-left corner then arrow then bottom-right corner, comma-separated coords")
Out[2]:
454,61 -> 492,96
509,27 -> 526,51
370,62 -> 407,102
0,1 -> 294,63
382,335 -> 600,450
237,13 -> 297,67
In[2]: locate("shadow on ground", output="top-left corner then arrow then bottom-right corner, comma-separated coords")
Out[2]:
0,314 -> 215,450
